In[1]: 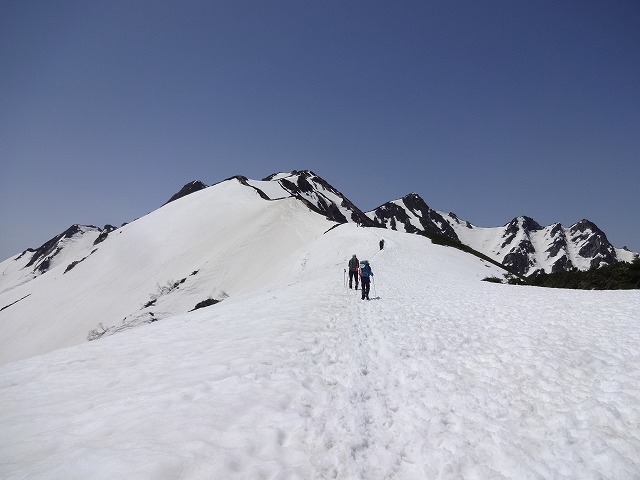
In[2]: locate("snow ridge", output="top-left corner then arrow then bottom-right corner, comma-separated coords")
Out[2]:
1,226 -> 638,478
1,173 -> 639,478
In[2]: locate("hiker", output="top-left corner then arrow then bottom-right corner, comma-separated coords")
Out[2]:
379,239 -> 384,250
348,254 -> 359,289
359,260 -> 373,300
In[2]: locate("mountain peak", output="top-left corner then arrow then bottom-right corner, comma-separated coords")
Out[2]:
268,171 -> 376,226
262,170 -> 318,182
367,194 -> 458,241
164,180 -> 209,205
507,216 -> 542,232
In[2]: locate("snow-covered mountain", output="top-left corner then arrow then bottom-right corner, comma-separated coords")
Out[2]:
4,171 -> 634,295
443,214 -> 637,277
0,170 -> 403,365
0,175 -> 342,364
367,193 -> 637,276
1,171 -> 640,478
2,171 -> 637,363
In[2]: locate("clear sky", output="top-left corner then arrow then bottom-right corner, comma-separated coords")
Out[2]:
1,0 -> 639,260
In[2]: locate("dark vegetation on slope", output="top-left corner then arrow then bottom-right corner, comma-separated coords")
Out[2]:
529,257 -> 640,290
420,228 -> 640,290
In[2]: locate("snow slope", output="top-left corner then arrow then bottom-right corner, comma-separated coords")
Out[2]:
1,224 -> 639,479
0,178 -> 333,365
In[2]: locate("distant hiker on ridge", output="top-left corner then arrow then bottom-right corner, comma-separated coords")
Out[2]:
379,239 -> 385,250
359,260 -> 373,300
348,254 -> 359,290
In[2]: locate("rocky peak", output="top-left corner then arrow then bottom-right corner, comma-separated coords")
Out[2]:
569,220 -> 616,268
545,223 -> 570,260
368,193 -> 459,241
164,181 -> 208,205
570,219 -> 603,239
24,225 -> 101,274
266,171 -> 376,227
505,216 -> 542,234
26,225 -> 87,268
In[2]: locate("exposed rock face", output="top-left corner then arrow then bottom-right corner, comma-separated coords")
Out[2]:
546,223 -> 568,259
439,213 -> 628,276
499,217 -> 538,274
25,225 -> 84,269
373,201 -> 418,232
501,216 -> 541,249
368,193 -> 459,241
22,225 -> 102,275
93,225 -> 117,246
164,181 -> 208,205
402,194 -> 459,240
569,220 -> 617,269
268,170 -> 377,227
502,244 -> 535,275
366,197 -> 631,276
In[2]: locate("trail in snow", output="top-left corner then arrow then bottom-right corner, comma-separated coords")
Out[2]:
1,227 -> 638,479
268,232 -> 640,478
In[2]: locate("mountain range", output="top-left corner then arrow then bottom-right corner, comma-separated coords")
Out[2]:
1,170 -> 637,365
367,192 -> 637,277
165,172 -> 636,277
8,170 -> 635,279
2,170 -> 639,478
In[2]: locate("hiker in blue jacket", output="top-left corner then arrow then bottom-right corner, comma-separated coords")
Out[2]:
359,260 -> 373,300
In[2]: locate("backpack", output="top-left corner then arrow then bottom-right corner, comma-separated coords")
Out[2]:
349,257 -> 359,270
359,262 -> 372,278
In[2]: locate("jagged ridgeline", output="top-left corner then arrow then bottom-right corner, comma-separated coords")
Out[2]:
1,170 -> 638,366
368,196 -> 637,278
4,170 -> 638,282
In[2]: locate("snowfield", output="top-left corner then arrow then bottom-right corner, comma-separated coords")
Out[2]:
0,180 -> 332,365
1,222 -> 639,479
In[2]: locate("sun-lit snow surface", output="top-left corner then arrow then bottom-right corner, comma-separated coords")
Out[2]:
1,224 -> 639,479
246,178 -> 290,199
0,178 -> 333,365
618,247 -> 638,263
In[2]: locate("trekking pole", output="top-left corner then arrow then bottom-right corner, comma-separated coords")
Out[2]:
343,269 -> 346,287
372,276 -> 377,298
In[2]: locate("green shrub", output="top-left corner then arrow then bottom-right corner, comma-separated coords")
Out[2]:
530,256 -> 640,290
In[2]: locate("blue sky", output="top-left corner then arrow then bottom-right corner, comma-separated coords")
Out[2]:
1,0 -> 639,260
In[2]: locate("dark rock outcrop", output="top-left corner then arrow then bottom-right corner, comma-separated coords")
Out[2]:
272,170 -> 377,227
570,220 -> 617,268
25,225 -> 99,274
369,193 -> 459,241
164,181 -> 208,205
93,225 -> 117,246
